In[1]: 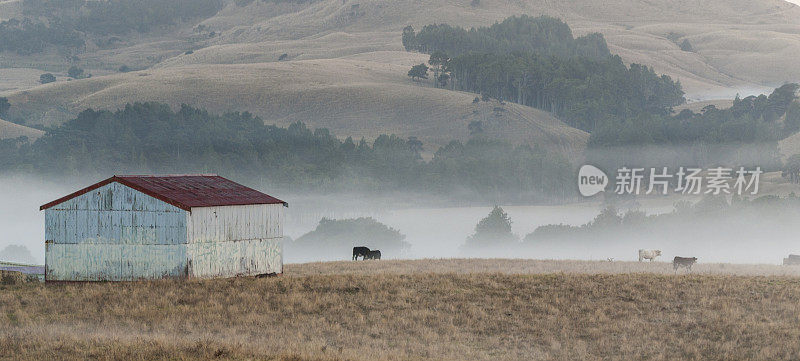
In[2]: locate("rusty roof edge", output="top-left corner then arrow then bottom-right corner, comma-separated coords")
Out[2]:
112,176 -> 194,212
39,176 -> 115,211
40,175 -> 286,211
39,175 -> 194,212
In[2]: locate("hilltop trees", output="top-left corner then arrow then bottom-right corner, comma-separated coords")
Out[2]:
428,51 -> 450,87
0,0 -> 225,54
403,15 -> 610,60
407,63 -> 429,81
402,15 -> 684,132
0,18 -> 84,55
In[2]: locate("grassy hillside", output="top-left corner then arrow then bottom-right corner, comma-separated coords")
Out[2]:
0,118 -> 42,140
3,0 -> 800,163
2,59 -> 588,158
192,0 -> 800,98
3,259 -> 800,360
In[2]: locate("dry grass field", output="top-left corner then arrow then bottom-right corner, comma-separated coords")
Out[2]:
3,259 -> 800,360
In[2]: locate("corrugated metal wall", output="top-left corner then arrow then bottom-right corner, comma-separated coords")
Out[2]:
45,183 -> 189,281
45,183 -> 283,281
45,182 -> 186,245
186,204 -> 283,277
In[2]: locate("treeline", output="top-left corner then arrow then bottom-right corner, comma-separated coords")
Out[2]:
587,84 -> 799,171
524,195 -> 800,246
402,15 -> 610,60
0,18 -> 84,55
403,16 -> 800,171
0,0 -> 224,54
0,102 -> 573,200
402,16 -> 685,133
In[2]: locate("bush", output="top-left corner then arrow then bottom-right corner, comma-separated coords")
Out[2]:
118,65 -> 131,73
0,97 -> 9,118
39,73 -> 56,84
67,66 -> 84,79
680,39 -> 694,52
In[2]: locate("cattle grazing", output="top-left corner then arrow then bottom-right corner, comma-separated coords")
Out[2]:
783,254 -> 800,266
673,256 -> 697,272
364,250 -> 381,260
352,246 -> 370,260
638,249 -> 661,262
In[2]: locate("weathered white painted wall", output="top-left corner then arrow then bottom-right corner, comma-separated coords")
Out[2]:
186,204 -> 282,242
186,204 -> 283,277
45,243 -> 187,281
187,238 -> 282,278
45,182 -> 186,245
45,183 -> 189,281
45,183 -> 284,281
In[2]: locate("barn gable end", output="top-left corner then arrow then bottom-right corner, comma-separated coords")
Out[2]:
45,182 -> 189,281
42,175 -> 284,281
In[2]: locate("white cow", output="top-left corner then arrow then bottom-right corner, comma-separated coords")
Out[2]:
638,249 -> 661,262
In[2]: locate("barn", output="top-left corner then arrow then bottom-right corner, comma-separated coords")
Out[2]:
40,175 -> 286,282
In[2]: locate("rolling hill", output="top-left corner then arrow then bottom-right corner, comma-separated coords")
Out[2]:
0,118 -> 43,141
2,58 -> 588,158
3,0 -> 800,160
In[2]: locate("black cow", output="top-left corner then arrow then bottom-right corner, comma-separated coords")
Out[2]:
352,246 -> 370,261
364,250 -> 381,260
673,256 -> 697,272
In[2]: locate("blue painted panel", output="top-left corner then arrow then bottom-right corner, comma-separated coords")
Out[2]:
45,243 -> 188,281
45,182 -> 187,245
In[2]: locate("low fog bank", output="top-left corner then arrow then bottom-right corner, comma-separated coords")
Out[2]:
3,175 -> 800,267
685,85 -> 774,102
0,175 -> 75,264
284,195 -> 800,265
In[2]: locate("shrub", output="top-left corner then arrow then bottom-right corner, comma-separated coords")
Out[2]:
39,73 -> 56,84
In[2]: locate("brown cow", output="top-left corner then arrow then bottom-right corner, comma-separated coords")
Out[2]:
672,256 -> 697,272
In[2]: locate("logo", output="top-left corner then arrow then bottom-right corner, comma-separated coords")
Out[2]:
578,165 -> 608,197
577,165 -> 763,197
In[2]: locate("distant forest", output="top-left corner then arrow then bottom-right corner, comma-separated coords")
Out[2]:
402,16 -> 686,133
403,15 -> 800,170
0,103 -> 573,201
0,0 -> 224,54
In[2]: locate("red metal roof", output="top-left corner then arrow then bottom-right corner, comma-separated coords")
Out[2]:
40,175 -> 286,211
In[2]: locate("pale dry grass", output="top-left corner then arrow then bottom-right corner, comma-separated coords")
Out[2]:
2,60 -> 588,159
287,258 -> 800,277
0,119 -> 43,141
3,259 -> 800,360
192,0 -> 800,95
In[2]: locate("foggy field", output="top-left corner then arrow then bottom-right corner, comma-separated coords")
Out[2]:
4,259 -> 800,360
287,258 -> 800,277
